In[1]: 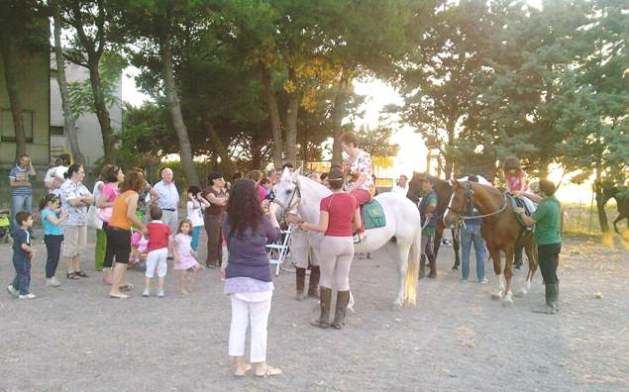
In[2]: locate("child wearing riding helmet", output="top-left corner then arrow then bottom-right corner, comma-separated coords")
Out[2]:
503,156 -> 529,193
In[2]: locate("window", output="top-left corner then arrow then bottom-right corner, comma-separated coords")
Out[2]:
0,109 -> 34,142
50,126 -> 64,136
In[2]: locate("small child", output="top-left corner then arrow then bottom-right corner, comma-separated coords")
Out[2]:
143,206 -> 172,298
186,186 -> 209,252
130,231 -> 149,266
7,211 -> 36,299
40,194 -> 66,287
174,219 -> 203,295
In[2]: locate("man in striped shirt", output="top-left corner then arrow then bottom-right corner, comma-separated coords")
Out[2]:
9,154 -> 37,232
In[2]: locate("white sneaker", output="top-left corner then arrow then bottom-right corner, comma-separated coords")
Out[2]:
7,285 -> 18,297
19,293 -> 36,299
157,289 -> 165,298
142,288 -> 150,297
479,278 -> 488,284
46,277 -> 62,287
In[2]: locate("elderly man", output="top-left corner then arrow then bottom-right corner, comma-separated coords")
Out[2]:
391,174 -> 409,195
152,168 -> 180,235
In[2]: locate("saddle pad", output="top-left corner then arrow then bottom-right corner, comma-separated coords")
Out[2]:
362,200 -> 386,230
509,194 -> 536,229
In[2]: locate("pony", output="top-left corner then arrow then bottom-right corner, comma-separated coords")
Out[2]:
273,168 -> 422,307
443,180 -> 538,304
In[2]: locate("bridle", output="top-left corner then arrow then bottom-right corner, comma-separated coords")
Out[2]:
272,177 -> 302,219
446,182 -> 509,221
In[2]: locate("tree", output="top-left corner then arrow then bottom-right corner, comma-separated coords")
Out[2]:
60,0 -> 119,162
52,0 -> 84,164
118,0 -> 219,186
556,0 -> 629,231
0,0 -> 47,159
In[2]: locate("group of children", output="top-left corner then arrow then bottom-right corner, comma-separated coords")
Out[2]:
7,188 -> 209,300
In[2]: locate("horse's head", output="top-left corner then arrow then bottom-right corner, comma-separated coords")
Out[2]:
443,179 -> 473,227
407,172 -> 426,199
272,166 -> 302,215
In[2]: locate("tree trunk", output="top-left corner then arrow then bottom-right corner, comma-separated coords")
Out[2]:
331,70 -> 350,166
250,131 -> 265,171
161,36 -> 200,186
444,121 -> 456,179
87,62 -> 115,163
203,116 -> 234,178
594,168 -> 610,232
53,6 -> 84,165
260,64 -> 283,169
285,69 -> 299,166
0,33 -> 26,159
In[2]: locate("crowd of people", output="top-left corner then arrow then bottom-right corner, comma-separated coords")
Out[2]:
5,131 -> 563,376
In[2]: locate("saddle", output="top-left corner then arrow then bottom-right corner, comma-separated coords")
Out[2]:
508,194 -> 536,230
361,200 -> 386,230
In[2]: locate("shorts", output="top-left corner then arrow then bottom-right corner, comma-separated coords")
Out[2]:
107,228 -> 132,264
145,248 -> 168,278
62,225 -> 87,258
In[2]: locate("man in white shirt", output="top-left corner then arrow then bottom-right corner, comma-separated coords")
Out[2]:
152,168 -> 180,236
391,174 -> 409,196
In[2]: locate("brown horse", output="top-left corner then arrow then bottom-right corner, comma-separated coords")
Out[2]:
407,173 -> 461,272
444,180 -> 538,304
601,185 -> 629,235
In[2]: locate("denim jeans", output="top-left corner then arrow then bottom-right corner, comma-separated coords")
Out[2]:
44,234 -> 64,278
461,224 -> 486,281
12,255 -> 31,295
191,226 -> 202,251
11,194 -> 32,231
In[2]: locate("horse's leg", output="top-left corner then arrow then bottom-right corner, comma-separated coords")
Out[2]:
451,227 -> 461,271
613,214 -> 623,235
516,238 -> 536,297
488,245 -> 504,300
394,242 -> 412,308
503,247 -> 515,305
433,227 -> 443,265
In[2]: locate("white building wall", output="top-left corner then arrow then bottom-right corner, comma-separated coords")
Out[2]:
50,58 -> 122,168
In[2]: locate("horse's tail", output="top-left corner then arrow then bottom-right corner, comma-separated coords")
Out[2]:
404,226 -> 421,306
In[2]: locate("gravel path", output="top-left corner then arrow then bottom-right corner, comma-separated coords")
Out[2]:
0,233 -> 627,392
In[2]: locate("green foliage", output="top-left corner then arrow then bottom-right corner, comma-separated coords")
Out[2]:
67,51 -> 126,118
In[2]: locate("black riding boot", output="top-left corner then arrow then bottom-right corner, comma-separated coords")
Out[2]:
307,266 -> 320,298
295,268 -> 306,301
312,287 -> 332,328
428,254 -> 437,279
332,290 -> 351,329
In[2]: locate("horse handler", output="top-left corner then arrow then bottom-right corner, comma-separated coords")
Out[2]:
516,179 -> 562,314
289,167 -> 361,329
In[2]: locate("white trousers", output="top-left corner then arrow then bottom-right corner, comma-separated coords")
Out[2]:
228,294 -> 272,363
145,248 -> 168,278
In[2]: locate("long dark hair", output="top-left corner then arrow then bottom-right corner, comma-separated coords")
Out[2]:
226,179 -> 264,237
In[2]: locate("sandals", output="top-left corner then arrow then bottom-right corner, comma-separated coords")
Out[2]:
75,271 -> 88,278
109,293 -> 129,299
234,364 -> 252,377
255,365 -> 282,378
119,283 -> 134,291
66,272 -> 79,280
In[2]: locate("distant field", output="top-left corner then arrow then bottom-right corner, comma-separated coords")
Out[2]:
562,201 -> 621,236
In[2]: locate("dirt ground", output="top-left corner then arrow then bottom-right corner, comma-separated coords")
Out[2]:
1,230 -> 627,392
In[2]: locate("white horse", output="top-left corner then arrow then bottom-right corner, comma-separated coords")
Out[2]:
273,168 -> 422,307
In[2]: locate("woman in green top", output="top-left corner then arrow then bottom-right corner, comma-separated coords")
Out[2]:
517,179 -> 562,314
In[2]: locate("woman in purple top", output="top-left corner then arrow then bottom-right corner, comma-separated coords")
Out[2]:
223,179 -> 282,378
